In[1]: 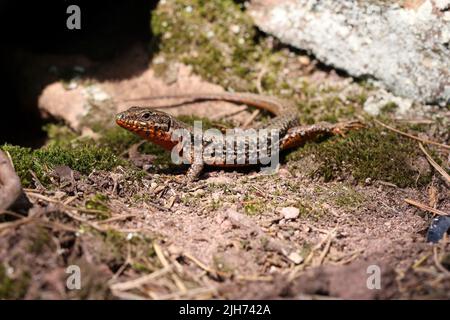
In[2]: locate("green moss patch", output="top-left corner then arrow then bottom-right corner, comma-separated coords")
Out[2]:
85,193 -> 111,219
0,265 -> 31,299
2,121 -> 182,188
2,144 -> 123,187
243,196 -> 266,216
85,229 -> 157,272
150,0 -> 369,124
151,0 -> 299,95
287,125 -> 433,188
332,185 -> 366,209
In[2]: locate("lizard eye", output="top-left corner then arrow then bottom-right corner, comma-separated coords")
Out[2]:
141,112 -> 151,120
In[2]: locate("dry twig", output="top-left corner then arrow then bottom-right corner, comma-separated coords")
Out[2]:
404,198 -> 449,216
433,246 -> 450,276
110,266 -> 172,292
374,119 -> 450,151
419,143 -> 450,186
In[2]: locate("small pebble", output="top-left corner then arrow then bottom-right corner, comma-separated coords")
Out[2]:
287,252 -> 304,265
280,207 -> 300,220
231,25 -> 240,33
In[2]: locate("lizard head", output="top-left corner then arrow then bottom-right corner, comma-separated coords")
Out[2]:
116,107 -> 172,132
116,107 -> 177,150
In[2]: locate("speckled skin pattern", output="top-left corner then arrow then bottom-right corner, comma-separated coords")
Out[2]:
116,92 -> 364,180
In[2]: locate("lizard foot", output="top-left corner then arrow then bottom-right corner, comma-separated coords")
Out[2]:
332,120 -> 365,137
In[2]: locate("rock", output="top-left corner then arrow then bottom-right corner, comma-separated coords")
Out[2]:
363,89 -> 414,116
36,44 -> 256,131
427,216 -> 450,243
287,251 -> 304,265
38,82 -> 87,130
249,0 -> 450,105
206,176 -> 233,185
0,151 -> 32,214
280,206 -> 300,220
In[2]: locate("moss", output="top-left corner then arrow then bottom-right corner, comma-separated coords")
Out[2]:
1,143 -> 123,187
151,0 -> 370,122
27,226 -> 52,254
213,255 -> 233,274
93,229 -> 157,271
2,122 -> 173,188
299,243 -> 312,260
380,102 -> 398,114
260,237 -> 269,250
287,125 -> 433,187
97,126 -> 141,154
293,200 -> 326,220
97,126 -> 174,168
296,87 -> 363,124
35,145 -> 120,174
151,0 -> 292,94
333,186 -> 365,209
85,193 -> 111,219
1,145 -> 35,187
0,265 -> 31,299
243,196 -> 265,215
131,262 -> 151,273
43,123 -> 78,147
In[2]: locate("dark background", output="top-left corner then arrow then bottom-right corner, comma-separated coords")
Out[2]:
0,0 -> 156,146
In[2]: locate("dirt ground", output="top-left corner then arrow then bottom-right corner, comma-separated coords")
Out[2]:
1,144 -> 449,299
1,1 -> 449,300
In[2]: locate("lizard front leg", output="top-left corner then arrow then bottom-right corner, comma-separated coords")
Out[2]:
186,162 -> 205,182
280,121 -> 364,150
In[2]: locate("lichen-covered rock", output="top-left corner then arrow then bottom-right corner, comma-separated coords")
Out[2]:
249,0 -> 450,105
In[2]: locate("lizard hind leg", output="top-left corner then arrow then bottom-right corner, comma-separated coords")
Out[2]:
279,121 -> 365,150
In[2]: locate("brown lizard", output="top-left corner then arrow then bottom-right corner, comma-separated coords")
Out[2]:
116,92 -> 364,181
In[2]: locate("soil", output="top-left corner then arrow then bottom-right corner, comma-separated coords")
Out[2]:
0,4 -> 449,299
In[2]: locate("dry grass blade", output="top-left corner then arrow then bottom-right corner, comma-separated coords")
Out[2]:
433,247 -> 450,276
25,192 -> 113,216
62,210 -> 106,232
242,109 -> 260,128
183,252 -> 228,278
235,274 -> 273,281
110,266 -> 172,291
154,287 -> 216,300
374,119 -> 450,151
0,216 -> 33,231
154,243 -> 169,267
419,143 -> 450,186
153,242 -> 187,294
404,198 -> 449,216
316,230 -> 335,266
0,210 -> 25,219
97,214 -> 137,224
210,105 -> 248,120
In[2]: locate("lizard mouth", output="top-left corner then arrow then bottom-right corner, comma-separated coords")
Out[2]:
115,114 -> 139,131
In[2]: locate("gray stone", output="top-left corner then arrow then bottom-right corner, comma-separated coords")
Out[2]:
280,206 -> 300,220
249,0 -> 450,105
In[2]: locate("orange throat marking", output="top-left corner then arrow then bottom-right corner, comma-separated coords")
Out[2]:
116,119 -> 178,151
137,130 -> 177,151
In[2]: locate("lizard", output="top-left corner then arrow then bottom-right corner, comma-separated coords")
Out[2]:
115,92 -> 364,181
